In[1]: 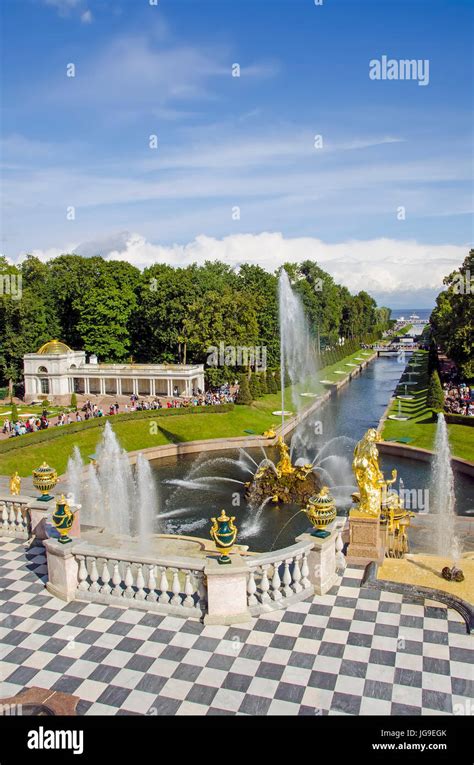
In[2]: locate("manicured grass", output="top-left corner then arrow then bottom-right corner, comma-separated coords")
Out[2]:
0,348 -> 374,476
381,351 -> 474,462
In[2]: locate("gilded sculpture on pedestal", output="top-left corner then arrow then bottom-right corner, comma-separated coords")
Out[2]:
9,471 -> 21,496
351,428 -> 413,556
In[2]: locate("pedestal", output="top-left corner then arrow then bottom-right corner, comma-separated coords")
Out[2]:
346,510 -> 385,565
204,554 -> 252,624
27,499 -> 55,541
296,528 -> 338,595
44,539 -> 79,601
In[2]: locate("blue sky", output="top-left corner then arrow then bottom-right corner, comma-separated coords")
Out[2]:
1,0 -> 472,306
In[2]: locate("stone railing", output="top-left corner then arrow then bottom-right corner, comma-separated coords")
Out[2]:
0,494 -> 54,542
246,541 -> 314,616
72,545 -> 207,619
43,523 -> 346,625
0,496 -> 32,539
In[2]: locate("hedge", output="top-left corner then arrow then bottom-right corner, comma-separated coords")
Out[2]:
0,404 -> 234,454
444,413 -> 474,427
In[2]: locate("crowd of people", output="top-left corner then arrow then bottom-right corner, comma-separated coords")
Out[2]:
439,360 -> 474,416
1,385 -> 238,439
442,380 -> 474,416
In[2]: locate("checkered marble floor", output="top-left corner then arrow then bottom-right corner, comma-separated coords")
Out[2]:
0,539 -> 472,716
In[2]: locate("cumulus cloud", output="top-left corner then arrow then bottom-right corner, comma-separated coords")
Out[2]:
21,231 -> 466,305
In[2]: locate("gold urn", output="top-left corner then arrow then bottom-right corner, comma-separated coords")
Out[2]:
305,487 -> 337,538
32,462 -> 58,502
210,509 -> 238,565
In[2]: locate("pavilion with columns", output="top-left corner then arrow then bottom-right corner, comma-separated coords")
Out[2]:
23,340 -> 205,403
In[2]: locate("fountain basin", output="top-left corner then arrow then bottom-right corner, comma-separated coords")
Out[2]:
388,415 -> 410,421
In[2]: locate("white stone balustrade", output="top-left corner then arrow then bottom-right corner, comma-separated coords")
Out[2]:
0,496 -> 31,539
42,522 -> 345,624
51,541 -> 208,618
245,541 -> 315,615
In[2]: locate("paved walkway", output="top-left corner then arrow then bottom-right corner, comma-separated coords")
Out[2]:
0,539 -> 472,716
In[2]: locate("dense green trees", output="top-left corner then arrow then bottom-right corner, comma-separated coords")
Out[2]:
431,250 -> 474,381
0,253 -> 391,388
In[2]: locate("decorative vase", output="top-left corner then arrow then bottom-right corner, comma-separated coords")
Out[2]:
32,462 -> 58,501
305,487 -> 337,538
52,495 -> 75,544
210,509 -> 238,564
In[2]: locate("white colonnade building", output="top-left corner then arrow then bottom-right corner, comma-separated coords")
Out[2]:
23,340 -> 205,403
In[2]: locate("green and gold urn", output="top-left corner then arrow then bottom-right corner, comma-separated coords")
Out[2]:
32,462 -> 58,502
305,487 -> 337,538
52,495 -> 75,544
210,509 -> 238,565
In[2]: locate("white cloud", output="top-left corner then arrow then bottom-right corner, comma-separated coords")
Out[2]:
81,9 -> 92,24
21,232 -> 467,305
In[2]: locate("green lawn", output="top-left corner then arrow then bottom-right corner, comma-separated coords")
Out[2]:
0,348 -> 373,476
381,351 -> 474,462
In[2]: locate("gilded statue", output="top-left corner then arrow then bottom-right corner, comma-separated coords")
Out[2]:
352,428 -> 385,516
9,471 -> 21,496
275,436 -> 294,477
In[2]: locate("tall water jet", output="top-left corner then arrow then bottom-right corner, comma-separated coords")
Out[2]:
65,446 -> 84,508
430,413 -> 460,563
65,422 -> 159,543
135,453 -> 159,545
278,269 -> 318,426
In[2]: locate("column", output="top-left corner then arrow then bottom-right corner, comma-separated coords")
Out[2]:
150,379 -> 155,396
100,378 -> 106,396
167,379 -> 172,397
84,377 -> 90,395
132,379 -> 139,396
116,378 -> 122,396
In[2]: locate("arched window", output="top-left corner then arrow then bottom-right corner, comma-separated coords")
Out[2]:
37,366 -> 48,374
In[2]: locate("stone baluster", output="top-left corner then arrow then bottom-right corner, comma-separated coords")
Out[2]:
183,571 -> 195,608
100,560 -> 112,595
135,564 -> 146,601
196,572 -> 207,608
282,560 -> 293,598
16,506 -> 24,533
158,567 -> 170,604
247,569 -> 258,606
112,561 -> 123,597
335,528 -> 346,572
170,569 -> 181,606
8,504 -> 16,533
77,556 -> 89,592
1,503 -> 8,531
89,558 -> 100,593
146,565 -> 158,602
123,563 -> 134,598
260,565 -> 271,603
270,561 -> 282,601
292,556 -> 302,594
301,552 -> 310,589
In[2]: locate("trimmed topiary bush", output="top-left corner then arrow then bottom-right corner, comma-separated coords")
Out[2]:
249,375 -> 262,399
235,375 -> 252,405
70,392 -> 78,410
426,370 -> 445,414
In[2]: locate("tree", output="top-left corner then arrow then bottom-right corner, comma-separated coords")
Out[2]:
70,392 -> 77,409
431,250 -> 474,381
236,374 -> 252,405
426,371 -> 445,414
